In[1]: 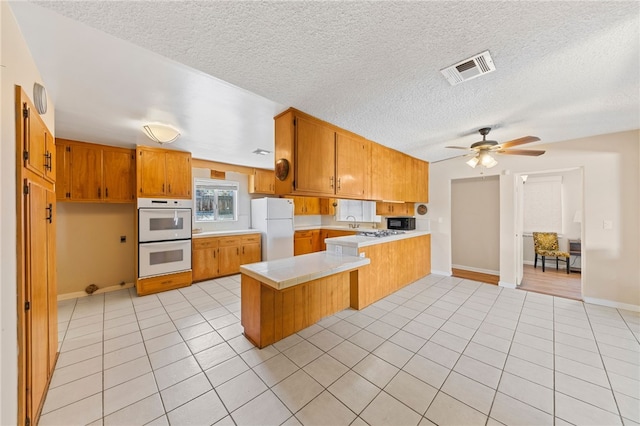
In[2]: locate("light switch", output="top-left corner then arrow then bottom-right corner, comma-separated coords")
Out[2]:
603,220 -> 613,230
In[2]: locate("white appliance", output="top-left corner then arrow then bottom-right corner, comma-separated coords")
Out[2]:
251,198 -> 294,261
138,198 -> 192,278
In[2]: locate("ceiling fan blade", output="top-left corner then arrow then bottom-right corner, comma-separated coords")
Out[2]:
497,149 -> 546,156
445,146 -> 472,150
498,136 -> 541,149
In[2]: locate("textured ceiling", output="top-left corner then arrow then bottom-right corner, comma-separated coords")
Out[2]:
10,1 -> 640,168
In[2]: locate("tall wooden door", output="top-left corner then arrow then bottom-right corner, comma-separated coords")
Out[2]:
24,180 -> 51,420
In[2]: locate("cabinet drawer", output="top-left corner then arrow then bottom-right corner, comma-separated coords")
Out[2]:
295,230 -> 315,238
137,271 -> 192,296
241,234 -> 261,244
219,237 -> 240,247
193,238 -> 219,250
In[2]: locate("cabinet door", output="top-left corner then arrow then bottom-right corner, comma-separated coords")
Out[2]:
370,144 -> 394,201
137,149 -> 166,197
250,169 -> 275,194
69,144 -> 102,201
55,143 -> 68,200
294,234 -> 314,256
304,197 -> 321,215
240,236 -> 262,265
295,116 -> 336,194
103,149 -> 135,202
218,245 -> 241,276
44,131 -> 56,183
193,239 -> 219,282
46,190 -> 57,366
319,198 -> 336,215
23,103 -> 47,178
25,180 -> 51,416
192,247 -> 218,282
336,133 -> 369,198
166,152 -> 192,198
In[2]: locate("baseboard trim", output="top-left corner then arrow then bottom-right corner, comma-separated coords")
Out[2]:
583,297 -> 640,313
452,268 -> 499,285
498,281 -> 517,289
58,282 -> 135,301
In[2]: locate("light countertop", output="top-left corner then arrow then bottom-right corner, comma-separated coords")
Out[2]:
325,230 -> 431,249
294,225 -> 372,232
192,229 -> 260,238
240,252 -> 370,290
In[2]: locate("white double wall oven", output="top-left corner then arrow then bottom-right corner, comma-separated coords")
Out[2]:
138,198 -> 192,278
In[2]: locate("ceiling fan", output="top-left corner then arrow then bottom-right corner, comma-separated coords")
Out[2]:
447,127 -> 544,168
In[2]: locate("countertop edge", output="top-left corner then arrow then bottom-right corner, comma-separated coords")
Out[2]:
192,229 -> 261,238
240,253 -> 370,290
324,230 -> 431,248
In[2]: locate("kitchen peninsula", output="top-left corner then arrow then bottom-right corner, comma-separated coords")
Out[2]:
240,252 -> 370,348
239,230 -> 430,348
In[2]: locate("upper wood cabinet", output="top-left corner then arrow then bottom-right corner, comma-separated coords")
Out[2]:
274,109 -> 371,199
22,102 -> 55,184
274,107 -> 427,202
136,146 -> 192,199
284,196 -> 321,215
335,132 -> 370,198
249,169 -> 275,194
56,139 -> 135,202
376,202 -> 415,216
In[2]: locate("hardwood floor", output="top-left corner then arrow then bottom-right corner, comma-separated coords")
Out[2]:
451,268 -> 499,285
519,264 -> 582,300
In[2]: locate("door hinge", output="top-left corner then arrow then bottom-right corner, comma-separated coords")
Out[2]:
23,151 -> 29,161
66,146 -> 71,152
22,105 -> 29,119
25,301 -> 30,311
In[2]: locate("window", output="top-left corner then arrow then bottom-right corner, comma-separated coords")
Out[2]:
194,178 -> 238,222
523,176 -> 563,233
335,199 -> 380,223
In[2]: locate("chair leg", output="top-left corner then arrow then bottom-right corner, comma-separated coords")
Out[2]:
542,256 -> 545,272
556,257 -> 559,270
567,257 -> 570,274
534,254 -> 538,268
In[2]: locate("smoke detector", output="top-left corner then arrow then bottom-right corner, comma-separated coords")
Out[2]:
440,50 -> 496,86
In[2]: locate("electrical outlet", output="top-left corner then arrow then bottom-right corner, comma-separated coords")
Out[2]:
603,220 -> 613,230
335,245 -> 342,255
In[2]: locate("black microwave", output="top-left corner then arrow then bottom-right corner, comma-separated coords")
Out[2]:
387,217 -> 416,230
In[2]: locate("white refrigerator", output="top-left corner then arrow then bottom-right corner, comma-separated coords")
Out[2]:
251,198 -> 295,261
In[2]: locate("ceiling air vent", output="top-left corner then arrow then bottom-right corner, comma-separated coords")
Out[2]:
440,50 -> 496,86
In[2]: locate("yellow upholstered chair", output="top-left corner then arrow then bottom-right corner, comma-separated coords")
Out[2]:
532,232 -> 570,274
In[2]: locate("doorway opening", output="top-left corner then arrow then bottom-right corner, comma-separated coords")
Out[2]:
515,168 -> 583,300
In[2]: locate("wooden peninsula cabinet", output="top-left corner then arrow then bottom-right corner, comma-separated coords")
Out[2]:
56,139 -> 135,202
136,146 -> 192,199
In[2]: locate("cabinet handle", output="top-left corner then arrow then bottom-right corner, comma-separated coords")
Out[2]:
45,203 -> 53,223
237,247 -> 239,255
337,178 -> 341,190
105,187 -> 109,198
214,250 -> 216,258
330,176 -> 334,189
98,187 -> 101,198
168,184 -> 172,193
242,247 -> 245,254
44,151 -> 52,171
162,183 -> 165,192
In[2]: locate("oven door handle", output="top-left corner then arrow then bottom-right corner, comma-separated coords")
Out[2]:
139,208 -> 191,215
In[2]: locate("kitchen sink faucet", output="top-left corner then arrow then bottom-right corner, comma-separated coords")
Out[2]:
346,215 -> 359,229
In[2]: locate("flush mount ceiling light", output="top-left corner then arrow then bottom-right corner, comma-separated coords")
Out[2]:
252,148 -> 272,155
143,123 -> 181,144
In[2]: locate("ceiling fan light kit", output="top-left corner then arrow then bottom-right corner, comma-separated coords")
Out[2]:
143,123 -> 181,144
447,127 -> 545,170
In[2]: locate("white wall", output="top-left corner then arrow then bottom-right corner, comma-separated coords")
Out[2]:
1,3 -> 56,423
430,130 -> 640,310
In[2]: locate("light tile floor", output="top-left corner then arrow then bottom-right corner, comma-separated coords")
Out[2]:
42,274 -> 640,426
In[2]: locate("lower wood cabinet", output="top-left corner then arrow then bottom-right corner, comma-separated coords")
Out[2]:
295,229 -> 356,254
192,233 -> 261,282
